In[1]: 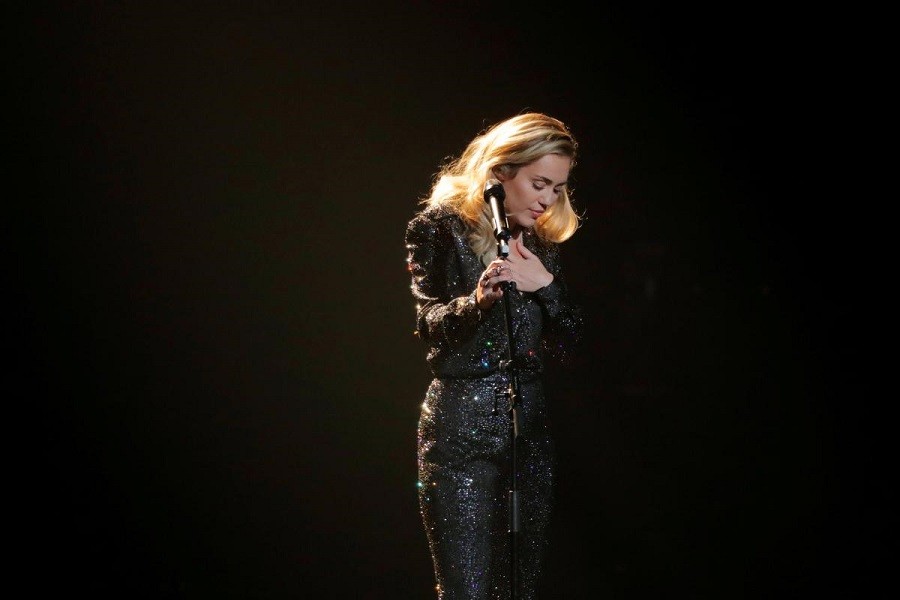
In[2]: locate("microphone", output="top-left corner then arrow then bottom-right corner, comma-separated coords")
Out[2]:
484,179 -> 510,256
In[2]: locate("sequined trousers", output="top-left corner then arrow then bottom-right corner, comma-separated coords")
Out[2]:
417,373 -> 555,599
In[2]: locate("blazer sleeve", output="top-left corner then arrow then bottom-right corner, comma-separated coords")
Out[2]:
532,241 -> 585,365
405,211 -> 483,349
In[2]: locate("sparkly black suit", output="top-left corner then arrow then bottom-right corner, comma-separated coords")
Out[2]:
405,205 -> 583,599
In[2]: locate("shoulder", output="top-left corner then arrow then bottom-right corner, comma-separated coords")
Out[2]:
524,229 -> 559,255
524,230 -> 563,274
406,204 -> 465,242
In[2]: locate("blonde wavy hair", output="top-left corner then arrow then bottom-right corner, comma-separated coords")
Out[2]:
422,112 -> 581,257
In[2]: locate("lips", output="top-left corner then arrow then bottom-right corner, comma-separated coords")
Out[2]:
529,209 -> 544,219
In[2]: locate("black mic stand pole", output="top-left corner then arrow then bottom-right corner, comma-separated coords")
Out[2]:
484,180 -> 522,600
496,234 -> 522,600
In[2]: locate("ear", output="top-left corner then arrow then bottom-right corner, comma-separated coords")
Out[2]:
491,167 -> 507,182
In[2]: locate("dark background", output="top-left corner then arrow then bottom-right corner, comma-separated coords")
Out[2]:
14,2 -> 877,598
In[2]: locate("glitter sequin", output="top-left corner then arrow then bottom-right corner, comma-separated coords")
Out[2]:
405,206 -> 583,599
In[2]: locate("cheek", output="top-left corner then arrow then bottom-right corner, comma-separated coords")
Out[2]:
508,185 -> 533,211
509,198 -> 529,214
503,194 -> 520,213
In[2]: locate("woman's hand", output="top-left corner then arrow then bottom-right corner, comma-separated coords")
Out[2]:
476,260 -> 510,310
503,233 -> 553,293
475,234 -> 553,310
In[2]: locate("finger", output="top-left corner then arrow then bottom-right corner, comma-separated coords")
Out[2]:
515,238 -> 535,258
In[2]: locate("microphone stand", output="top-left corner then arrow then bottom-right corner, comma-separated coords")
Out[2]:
494,232 -> 522,600
483,179 -> 522,599
483,179 -> 523,598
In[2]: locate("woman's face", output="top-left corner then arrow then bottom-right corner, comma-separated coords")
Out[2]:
498,153 -> 571,233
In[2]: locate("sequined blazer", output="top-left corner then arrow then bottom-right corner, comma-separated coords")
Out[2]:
405,205 -> 583,381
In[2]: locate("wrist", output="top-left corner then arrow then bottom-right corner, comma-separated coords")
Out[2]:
469,292 -> 489,319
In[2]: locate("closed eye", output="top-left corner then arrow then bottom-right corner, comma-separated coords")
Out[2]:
532,176 -> 567,193
533,183 -> 566,195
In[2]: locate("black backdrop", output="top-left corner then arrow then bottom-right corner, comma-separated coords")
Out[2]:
14,2 -> 876,598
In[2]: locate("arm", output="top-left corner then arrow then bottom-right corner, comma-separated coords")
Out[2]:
531,241 -> 585,364
485,233 -> 584,364
405,212 -> 483,348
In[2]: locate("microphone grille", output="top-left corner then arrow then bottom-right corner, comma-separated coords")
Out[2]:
483,179 -> 505,201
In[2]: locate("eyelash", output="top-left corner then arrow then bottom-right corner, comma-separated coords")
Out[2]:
533,182 -> 563,194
